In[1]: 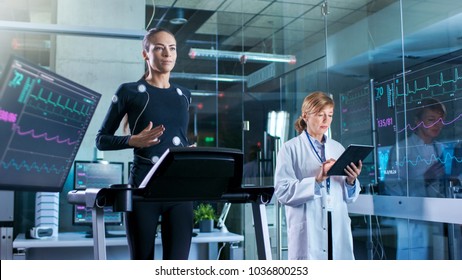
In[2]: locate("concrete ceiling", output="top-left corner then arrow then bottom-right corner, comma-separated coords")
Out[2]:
1,0 -> 462,90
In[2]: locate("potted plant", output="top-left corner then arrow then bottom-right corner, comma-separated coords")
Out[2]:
193,203 -> 217,232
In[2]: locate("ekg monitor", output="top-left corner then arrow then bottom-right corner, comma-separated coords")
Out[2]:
0,55 -> 101,192
72,161 -> 124,227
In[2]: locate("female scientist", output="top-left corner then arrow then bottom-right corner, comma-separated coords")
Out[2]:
274,91 -> 362,260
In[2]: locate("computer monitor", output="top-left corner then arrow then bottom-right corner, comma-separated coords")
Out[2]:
72,160 -> 125,237
0,55 -> 101,192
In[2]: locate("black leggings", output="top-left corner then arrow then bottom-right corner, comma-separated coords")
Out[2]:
125,200 -> 193,260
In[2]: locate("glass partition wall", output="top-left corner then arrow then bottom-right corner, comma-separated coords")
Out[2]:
327,0 -> 462,260
1,0 -> 461,260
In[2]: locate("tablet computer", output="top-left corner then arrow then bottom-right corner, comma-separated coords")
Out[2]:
327,144 -> 374,176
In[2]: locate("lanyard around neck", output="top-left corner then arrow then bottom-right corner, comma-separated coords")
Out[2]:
305,130 -> 324,163
305,130 -> 331,194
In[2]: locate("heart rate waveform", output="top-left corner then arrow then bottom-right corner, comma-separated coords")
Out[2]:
5,69 -> 96,125
12,124 -> 79,145
0,149 -> 70,189
396,67 -> 461,98
0,158 -> 66,174
3,113 -> 83,159
29,87 -> 92,116
374,65 -> 462,108
26,85 -> 94,125
394,150 -> 461,168
397,113 -> 462,133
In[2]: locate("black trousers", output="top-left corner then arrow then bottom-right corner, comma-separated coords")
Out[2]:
126,162 -> 194,260
125,200 -> 194,260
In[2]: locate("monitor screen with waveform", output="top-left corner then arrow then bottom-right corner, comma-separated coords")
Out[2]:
373,51 -> 462,193
0,55 -> 101,192
73,161 -> 124,229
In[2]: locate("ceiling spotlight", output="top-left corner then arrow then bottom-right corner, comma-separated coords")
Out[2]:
170,9 -> 187,25
170,17 -> 187,25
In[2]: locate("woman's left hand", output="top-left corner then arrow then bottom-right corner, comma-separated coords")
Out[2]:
344,160 -> 362,185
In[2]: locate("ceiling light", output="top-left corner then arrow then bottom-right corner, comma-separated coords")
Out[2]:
170,9 -> 187,25
189,48 -> 296,64
190,90 -> 219,97
171,72 -> 245,82
170,17 -> 187,25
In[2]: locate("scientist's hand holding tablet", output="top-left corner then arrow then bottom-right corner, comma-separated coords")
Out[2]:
324,144 -> 374,184
343,160 -> 363,185
316,157 -> 364,185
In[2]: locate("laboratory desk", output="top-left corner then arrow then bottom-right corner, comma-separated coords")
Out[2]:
12,229 -> 243,260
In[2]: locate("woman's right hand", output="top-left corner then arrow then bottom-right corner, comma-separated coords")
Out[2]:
315,158 -> 336,183
128,122 -> 165,148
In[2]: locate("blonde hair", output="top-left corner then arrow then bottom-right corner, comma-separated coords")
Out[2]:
294,91 -> 334,134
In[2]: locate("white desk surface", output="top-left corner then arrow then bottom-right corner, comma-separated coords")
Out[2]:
13,229 -> 244,249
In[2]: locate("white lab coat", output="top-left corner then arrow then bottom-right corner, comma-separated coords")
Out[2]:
274,133 -> 361,260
